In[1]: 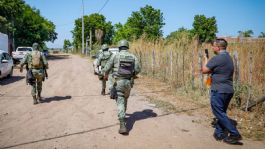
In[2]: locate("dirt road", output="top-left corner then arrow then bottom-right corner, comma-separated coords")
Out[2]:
0,55 -> 264,149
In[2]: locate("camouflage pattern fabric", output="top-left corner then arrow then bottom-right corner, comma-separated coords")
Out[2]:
102,49 -> 141,120
20,52 -> 48,97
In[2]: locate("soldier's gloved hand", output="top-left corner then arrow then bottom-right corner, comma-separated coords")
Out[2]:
19,67 -> 23,73
104,75 -> 108,80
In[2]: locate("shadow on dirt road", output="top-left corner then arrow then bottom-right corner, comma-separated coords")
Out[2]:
126,109 -> 157,133
40,96 -> 72,103
0,76 -> 25,86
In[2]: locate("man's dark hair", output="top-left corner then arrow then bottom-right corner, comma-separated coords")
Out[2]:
213,38 -> 228,48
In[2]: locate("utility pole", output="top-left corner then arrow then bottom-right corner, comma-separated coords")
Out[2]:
86,36 -> 89,56
89,29 -> 92,54
82,0 -> 84,54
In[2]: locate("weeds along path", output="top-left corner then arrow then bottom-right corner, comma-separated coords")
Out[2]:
0,54 -> 264,149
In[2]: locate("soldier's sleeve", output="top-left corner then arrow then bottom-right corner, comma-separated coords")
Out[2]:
41,54 -> 49,69
134,55 -> 141,75
96,53 -> 102,67
102,54 -> 115,75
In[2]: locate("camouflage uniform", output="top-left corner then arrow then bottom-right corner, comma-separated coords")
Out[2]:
102,39 -> 141,134
97,44 -> 112,95
20,43 -> 48,104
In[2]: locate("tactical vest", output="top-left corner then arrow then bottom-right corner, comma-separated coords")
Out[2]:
100,51 -> 112,68
31,51 -> 42,69
117,52 -> 135,78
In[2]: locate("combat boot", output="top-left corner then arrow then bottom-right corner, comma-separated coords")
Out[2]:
119,119 -> 128,135
33,95 -> 38,105
37,92 -> 42,103
101,89 -> 105,95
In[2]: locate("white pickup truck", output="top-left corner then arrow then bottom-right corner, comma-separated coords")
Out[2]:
12,47 -> 33,63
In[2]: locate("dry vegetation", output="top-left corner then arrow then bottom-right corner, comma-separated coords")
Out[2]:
130,36 -> 265,140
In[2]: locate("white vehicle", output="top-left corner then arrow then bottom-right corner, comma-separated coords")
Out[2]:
12,47 -> 33,63
109,47 -> 119,54
0,33 -> 8,53
0,50 -> 14,79
93,47 -> 119,75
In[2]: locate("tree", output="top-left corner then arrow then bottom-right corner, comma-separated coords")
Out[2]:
238,30 -> 253,37
191,15 -> 218,44
166,27 -> 192,42
63,39 -> 71,49
113,5 -> 165,42
258,32 -> 265,38
72,13 -> 114,50
0,0 -> 57,48
112,23 -> 131,43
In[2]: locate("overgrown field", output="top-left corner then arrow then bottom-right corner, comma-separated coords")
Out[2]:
130,36 -> 265,140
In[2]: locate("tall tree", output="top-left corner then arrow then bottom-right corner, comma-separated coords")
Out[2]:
238,30 -> 254,37
191,15 -> 218,44
166,27 -> 192,42
72,13 -> 114,50
63,39 -> 71,52
113,5 -> 165,42
0,0 -> 57,48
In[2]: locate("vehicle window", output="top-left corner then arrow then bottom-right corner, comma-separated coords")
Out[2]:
17,48 -> 32,51
3,53 -> 11,60
0,54 -> 3,61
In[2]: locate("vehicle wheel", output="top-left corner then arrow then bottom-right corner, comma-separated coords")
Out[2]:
7,67 -> 13,77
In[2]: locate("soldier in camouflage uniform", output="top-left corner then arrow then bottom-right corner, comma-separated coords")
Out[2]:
20,43 -> 48,105
97,44 -> 112,95
102,39 -> 141,134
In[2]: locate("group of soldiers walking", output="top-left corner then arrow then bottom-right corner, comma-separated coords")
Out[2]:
19,38 -> 242,144
19,39 -> 141,135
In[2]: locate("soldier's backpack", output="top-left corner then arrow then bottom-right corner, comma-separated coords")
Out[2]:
31,51 -> 41,68
117,52 -> 135,78
100,51 -> 112,68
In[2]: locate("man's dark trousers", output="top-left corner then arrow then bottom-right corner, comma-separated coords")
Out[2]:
210,90 -> 240,137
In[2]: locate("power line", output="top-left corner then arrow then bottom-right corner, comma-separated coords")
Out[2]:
98,0 -> 110,13
56,0 -> 110,28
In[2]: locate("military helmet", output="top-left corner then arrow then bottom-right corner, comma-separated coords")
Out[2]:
101,44 -> 109,51
118,39 -> 129,48
32,42 -> 39,51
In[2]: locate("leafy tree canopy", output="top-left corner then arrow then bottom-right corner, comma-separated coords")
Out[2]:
72,13 -> 114,50
113,5 -> 165,43
0,0 -> 57,48
238,30 -> 254,37
191,15 -> 218,44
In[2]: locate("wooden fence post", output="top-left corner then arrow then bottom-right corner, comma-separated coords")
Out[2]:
198,49 -> 204,95
176,52 -> 179,87
246,50 -> 253,111
170,49 -> 173,78
233,50 -> 241,107
182,49 -> 185,87
152,49 -> 155,76
191,49 -> 195,90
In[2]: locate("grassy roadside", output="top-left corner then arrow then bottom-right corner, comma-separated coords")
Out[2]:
134,75 -> 265,141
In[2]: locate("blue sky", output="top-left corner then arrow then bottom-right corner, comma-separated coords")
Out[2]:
24,0 -> 265,48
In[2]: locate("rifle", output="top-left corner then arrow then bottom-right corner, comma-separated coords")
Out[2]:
44,68 -> 48,79
25,65 -> 29,85
43,67 -> 48,81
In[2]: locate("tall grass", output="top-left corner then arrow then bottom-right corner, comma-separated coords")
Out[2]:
130,35 -> 265,104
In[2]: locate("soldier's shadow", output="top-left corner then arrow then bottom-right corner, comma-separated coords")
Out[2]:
40,96 -> 72,103
126,109 -> 157,133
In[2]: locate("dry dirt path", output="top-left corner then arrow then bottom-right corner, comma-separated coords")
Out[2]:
0,55 -> 264,149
